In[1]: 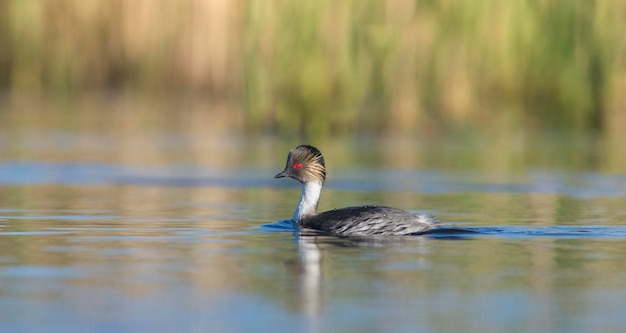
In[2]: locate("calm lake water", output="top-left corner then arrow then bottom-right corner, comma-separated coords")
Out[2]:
1,113 -> 626,332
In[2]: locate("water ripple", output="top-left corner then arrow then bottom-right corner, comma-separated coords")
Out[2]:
262,220 -> 626,240
2,162 -> 626,197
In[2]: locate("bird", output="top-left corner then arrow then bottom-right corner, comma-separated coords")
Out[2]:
274,145 -> 440,236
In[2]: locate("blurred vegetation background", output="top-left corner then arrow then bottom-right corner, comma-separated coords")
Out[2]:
1,0 -> 625,139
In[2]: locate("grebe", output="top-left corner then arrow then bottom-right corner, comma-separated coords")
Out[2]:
274,145 -> 440,236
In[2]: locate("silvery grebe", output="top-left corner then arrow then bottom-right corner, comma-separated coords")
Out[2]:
274,145 -> 440,236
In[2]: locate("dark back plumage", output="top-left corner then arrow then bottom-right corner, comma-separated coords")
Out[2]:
300,205 -> 439,236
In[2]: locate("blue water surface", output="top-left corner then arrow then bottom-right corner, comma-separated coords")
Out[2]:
1,132 -> 626,333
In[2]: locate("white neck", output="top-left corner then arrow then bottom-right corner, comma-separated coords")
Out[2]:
293,180 -> 323,222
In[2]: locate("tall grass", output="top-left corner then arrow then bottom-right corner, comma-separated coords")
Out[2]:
1,0 -> 625,138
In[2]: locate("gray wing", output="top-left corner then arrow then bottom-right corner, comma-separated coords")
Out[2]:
300,206 -> 439,236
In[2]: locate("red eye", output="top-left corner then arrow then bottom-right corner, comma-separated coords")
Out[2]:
294,163 -> 302,169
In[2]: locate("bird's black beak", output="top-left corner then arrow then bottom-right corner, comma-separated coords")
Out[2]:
274,170 -> 289,178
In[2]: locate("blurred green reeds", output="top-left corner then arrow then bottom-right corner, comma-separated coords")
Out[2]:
1,0 -> 625,137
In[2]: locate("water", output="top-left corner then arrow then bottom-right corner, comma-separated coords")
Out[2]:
1,125 -> 626,332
